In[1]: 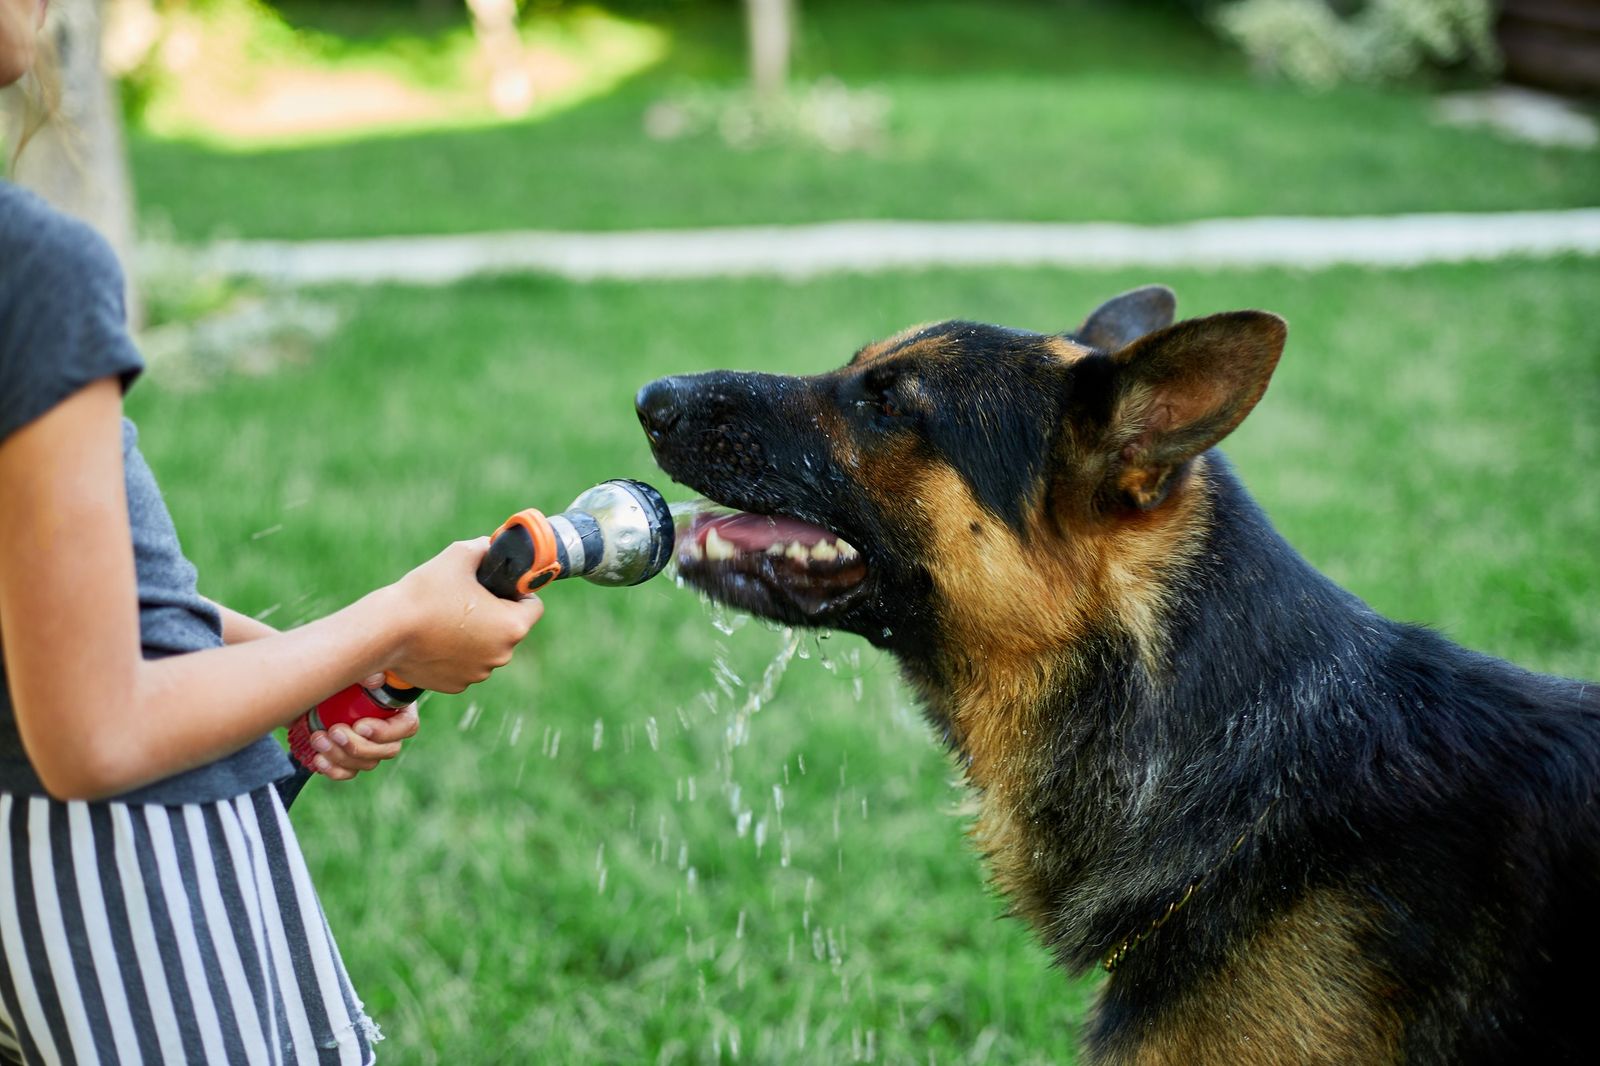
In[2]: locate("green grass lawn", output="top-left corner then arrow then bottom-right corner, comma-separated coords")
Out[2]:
129,0 -> 1600,240
126,258 -> 1600,1063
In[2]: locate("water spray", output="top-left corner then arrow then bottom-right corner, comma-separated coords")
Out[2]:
286,479 -> 675,772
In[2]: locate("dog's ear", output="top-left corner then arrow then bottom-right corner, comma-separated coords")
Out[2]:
1072,285 -> 1177,352
1091,311 -> 1286,510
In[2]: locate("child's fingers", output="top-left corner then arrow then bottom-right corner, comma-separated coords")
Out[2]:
326,726 -> 403,765
314,746 -> 382,774
307,730 -> 396,776
309,753 -> 357,780
515,593 -> 545,629
352,708 -> 419,744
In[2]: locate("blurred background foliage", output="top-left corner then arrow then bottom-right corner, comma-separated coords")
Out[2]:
110,0 -> 1510,147
104,0 -> 1596,241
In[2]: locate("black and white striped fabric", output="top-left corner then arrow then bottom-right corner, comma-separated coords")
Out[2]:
0,785 -> 378,1065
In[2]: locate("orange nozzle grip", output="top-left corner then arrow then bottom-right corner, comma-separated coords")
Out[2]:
491,508 -> 562,595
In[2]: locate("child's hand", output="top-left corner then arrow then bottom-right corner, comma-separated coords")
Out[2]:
386,537 -> 544,693
308,681 -> 420,780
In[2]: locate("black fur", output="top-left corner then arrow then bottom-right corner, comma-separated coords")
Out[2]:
1074,460 -> 1600,1063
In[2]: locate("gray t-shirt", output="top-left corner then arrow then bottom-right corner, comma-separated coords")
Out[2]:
0,181 -> 292,802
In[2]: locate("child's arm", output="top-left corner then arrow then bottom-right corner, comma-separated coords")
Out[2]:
213,602 -> 280,644
0,376 -> 542,800
209,599 -> 423,780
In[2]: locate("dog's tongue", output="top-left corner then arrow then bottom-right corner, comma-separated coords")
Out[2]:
673,501 -> 858,562
703,513 -> 833,550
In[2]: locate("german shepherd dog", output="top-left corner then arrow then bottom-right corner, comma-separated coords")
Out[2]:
635,287 -> 1600,1065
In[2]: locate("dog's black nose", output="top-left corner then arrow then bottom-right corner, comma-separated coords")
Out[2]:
636,377 -> 685,442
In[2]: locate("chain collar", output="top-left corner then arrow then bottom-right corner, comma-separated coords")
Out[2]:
1101,799 -> 1278,974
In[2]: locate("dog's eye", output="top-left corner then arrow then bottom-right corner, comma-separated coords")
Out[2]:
858,373 -> 905,421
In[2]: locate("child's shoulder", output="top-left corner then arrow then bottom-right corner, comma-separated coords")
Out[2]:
0,181 -> 126,298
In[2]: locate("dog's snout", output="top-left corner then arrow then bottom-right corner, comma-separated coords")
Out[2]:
636,377 -> 686,442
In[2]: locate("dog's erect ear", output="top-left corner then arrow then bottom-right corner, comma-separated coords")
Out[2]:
1100,310 -> 1287,510
1073,285 -> 1177,352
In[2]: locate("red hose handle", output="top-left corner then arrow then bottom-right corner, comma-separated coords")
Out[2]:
286,682 -> 401,771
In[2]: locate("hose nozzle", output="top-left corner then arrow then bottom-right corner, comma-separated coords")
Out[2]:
475,479 -> 675,595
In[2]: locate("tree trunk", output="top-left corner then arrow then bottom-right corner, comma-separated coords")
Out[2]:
746,0 -> 794,104
465,0 -> 533,117
5,0 -> 141,326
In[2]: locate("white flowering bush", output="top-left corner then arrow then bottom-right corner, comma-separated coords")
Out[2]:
1216,0 -> 1498,87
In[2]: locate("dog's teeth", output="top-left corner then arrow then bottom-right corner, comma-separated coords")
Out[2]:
785,541 -> 810,563
836,539 -> 858,561
811,541 -> 839,562
705,528 -> 736,561
687,540 -> 705,562
765,542 -> 786,555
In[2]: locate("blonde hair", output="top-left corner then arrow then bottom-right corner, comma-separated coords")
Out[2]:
8,33 -> 60,170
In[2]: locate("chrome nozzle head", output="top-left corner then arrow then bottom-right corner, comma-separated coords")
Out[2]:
563,479 -> 675,586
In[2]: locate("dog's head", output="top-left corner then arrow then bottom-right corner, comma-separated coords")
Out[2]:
638,287 -> 1286,677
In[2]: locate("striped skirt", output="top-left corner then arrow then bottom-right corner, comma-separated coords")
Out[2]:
0,785 -> 379,1065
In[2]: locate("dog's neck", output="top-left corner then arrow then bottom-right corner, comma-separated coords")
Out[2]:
911,456 -> 1396,973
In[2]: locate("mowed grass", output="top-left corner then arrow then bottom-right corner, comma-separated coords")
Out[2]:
129,0 -> 1600,240
126,259 -> 1599,1064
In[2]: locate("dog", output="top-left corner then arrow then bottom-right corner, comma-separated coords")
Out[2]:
635,286 -> 1600,1065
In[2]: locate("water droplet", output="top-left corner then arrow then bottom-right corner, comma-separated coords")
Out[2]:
458,702 -> 482,731
645,716 -> 660,751
592,718 -> 604,751
772,784 -> 784,814
707,599 -> 748,636
711,653 -> 744,698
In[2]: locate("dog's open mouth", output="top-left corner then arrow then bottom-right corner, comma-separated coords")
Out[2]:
675,506 -> 869,621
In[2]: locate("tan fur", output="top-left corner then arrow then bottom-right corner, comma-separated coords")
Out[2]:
850,326 -> 951,368
1042,335 -> 1092,365
863,457 -> 1210,921
1100,891 -> 1403,1066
